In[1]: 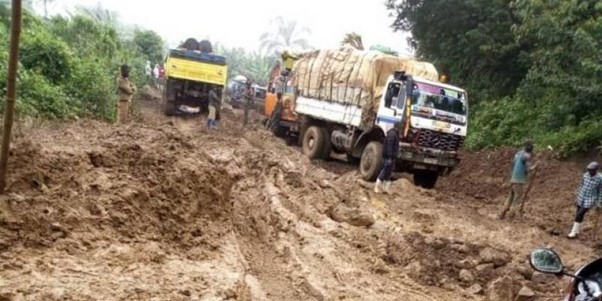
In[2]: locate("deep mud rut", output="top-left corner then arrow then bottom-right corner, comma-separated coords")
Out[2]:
0,100 -> 597,301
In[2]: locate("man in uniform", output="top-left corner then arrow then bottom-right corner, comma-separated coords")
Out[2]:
116,64 -> 137,124
499,140 -> 538,219
243,81 -> 253,127
207,87 -> 221,129
267,92 -> 283,131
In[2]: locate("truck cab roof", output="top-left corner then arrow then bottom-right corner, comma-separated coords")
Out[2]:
410,76 -> 466,94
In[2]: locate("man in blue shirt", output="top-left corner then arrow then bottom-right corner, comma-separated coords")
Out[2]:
568,162 -> 602,238
499,140 -> 537,219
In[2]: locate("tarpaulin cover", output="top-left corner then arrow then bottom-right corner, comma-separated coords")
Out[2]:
291,47 -> 439,126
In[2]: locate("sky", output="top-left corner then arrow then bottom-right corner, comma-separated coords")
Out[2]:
39,0 -> 413,56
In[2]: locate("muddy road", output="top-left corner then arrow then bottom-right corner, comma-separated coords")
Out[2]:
0,99 -> 596,301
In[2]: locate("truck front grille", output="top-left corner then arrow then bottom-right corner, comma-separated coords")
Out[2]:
415,129 -> 464,151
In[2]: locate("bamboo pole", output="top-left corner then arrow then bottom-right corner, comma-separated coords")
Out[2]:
0,0 -> 23,193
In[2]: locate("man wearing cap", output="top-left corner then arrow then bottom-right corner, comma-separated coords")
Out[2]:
116,64 -> 137,124
568,162 -> 602,238
499,140 -> 538,219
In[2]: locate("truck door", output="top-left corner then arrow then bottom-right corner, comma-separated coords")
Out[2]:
376,81 -> 404,133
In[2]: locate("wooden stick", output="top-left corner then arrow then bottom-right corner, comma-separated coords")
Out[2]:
0,0 -> 23,194
519,168 -> 539,216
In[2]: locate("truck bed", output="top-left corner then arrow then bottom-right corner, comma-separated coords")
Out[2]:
169,49 -> 226,65
165,55 -> 228,86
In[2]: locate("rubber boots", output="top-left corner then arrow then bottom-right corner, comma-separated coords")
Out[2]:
383,181 -> 392,194
568,222 -> 581,239
374,179 -> 383,194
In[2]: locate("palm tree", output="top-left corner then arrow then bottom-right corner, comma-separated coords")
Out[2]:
74,3 -> 118,25
260,17 -> 311,55
42,0 -> 55,18
341,32 -> 364,50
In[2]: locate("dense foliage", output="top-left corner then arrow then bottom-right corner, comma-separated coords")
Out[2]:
216,44 -> 278,86
0,4 -> 165,121
386,0 -> 602,155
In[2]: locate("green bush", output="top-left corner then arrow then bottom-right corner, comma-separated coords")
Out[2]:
17,71 -> 75,119
0,4 -> 165,122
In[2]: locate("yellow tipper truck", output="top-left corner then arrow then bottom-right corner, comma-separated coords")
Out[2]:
163,38 -> 228,116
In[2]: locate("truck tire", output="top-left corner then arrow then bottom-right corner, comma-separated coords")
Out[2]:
302,126 -> 325,159
320,127 -> 332,160
272,126 -> 287,138
413,171 -> 439,189
359,141 -> 383,181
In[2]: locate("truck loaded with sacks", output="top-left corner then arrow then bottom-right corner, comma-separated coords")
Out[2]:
266,47 -> 468,188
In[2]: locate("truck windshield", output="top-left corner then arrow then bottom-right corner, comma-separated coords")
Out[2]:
412,82 -> 467,115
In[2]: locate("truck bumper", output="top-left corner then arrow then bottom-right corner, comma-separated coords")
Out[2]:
398,143 -> 461,170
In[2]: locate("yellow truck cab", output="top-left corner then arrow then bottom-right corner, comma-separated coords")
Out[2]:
163,39 -> 228,116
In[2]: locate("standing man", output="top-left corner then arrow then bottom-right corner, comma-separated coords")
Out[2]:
243,81 -> 253,127
116,64 -> 137,124
499,140 -> 537,219
267,92 -> 283,131
568,162 -> 602,238
374,122 -> 402,194
207,87 -> 221,129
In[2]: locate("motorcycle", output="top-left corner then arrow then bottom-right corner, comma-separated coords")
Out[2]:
529,248 -> 602,301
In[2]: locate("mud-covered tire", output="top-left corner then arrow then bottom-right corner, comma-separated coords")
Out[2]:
302,126 -> 325,159
359,141 -> 383,181
320,128 -> 332,160
414,171 -> 439,189
272,125 -> 287,138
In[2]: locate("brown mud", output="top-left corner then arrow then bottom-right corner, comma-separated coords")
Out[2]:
0,99 -> 597,301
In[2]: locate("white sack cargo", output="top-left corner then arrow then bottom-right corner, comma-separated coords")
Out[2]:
291,47 -> 439,127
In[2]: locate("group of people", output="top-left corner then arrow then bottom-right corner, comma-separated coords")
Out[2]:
372,125 -> 602,240
145,61 -> 165,87
503,141 -> 602,238
116,62 -> 260,128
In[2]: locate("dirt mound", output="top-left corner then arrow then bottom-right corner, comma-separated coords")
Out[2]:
439,148 -> 583,202
0,126 -> 234,252
384,231 -> 513,288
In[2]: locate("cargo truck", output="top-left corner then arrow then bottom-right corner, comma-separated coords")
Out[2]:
163,38 -> 228,116
265,48 -> 468,188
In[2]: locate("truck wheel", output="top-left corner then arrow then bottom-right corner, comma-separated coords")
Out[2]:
302,126 -> 325,159
413,171 -> 439,189
320,128 -> 332,160
272,126 -> 287,138
359,141 -> 383,181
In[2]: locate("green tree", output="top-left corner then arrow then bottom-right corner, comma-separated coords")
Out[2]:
341,32 -> 364,50
133,29 -> 166,64
0,2 -> 165,121
216,45 -> 277,85
369,44 -> 398,56
260,17 -> 312,55
385,0 -> 529,101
